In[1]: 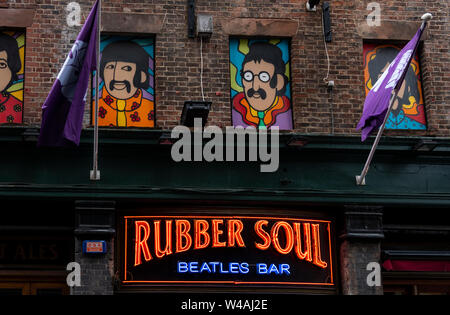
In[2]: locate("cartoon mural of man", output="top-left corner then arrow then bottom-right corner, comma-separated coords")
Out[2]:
366,45 -> 426,129
94,40 -> 154,127
232,42 -> 292,130
0,34 -> 23,124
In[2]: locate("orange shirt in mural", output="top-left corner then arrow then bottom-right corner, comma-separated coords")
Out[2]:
94,86 -> 155,128
232,92 -> 291,129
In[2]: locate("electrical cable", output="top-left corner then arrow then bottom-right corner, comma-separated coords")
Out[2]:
321,6 -> 330,84
321,4 -> 333,134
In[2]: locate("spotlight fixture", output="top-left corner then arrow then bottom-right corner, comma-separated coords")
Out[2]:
180,101 -> 212,127
306,0 -> 321,11
413,139 -> 438,152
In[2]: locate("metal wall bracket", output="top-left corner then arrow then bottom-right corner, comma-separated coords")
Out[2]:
340,206 -> 384,240
75,200 -> 115,237
188,0 -> 196,38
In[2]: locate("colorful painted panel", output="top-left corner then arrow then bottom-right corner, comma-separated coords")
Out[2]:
363,43 -> 426,130
0,31 -> 25,125
92,36 -> 155,128
230,38 -> 293,130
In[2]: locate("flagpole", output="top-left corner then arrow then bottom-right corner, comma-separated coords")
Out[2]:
90,0 -> 101,181
355,90 -> 398,186
355,13 -> 432,186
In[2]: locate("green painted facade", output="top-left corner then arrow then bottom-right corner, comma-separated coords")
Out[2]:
1,127 -> 450,207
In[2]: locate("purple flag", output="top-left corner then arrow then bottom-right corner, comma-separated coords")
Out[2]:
38,0 -> 99,147
356,25 -> 424,142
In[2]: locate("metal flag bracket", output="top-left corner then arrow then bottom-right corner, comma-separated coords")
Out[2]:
355,175 -> 366,186
90,170 -> 101,181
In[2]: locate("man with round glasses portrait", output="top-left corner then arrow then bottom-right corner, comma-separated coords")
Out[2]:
232,42 -> 292,130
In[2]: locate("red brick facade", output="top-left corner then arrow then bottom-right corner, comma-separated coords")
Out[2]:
2,0 -> 449,136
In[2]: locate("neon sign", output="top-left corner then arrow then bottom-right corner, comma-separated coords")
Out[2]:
123,216 -> 334,286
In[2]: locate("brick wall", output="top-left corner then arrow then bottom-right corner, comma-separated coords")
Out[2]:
340,240 -> 383,295
3,0 -> 449,136
72,238 -> 114,295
